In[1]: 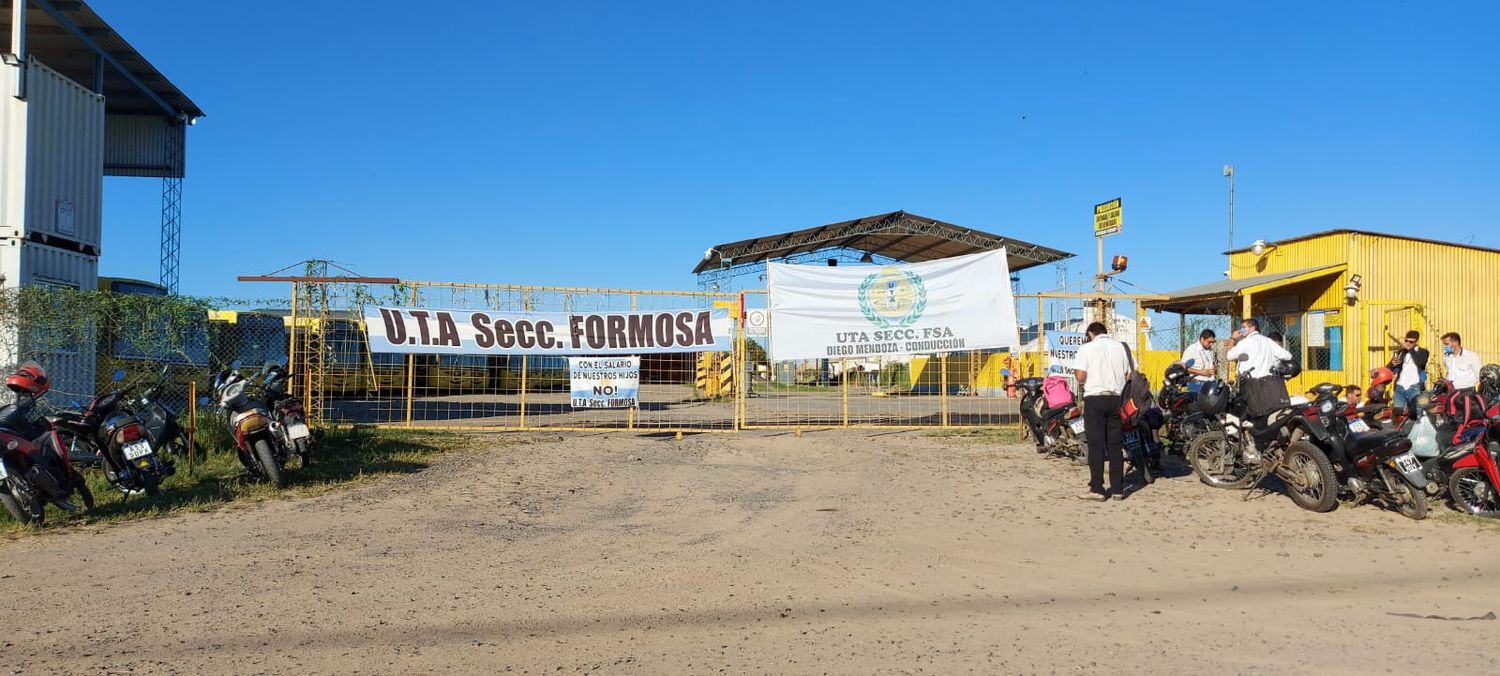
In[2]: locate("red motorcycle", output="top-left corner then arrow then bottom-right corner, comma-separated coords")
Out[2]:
1447,400 -> 1500,517
0,364 -> 95,526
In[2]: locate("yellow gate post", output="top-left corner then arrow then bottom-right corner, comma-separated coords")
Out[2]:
841,357 -> 849,427
404,284 -> 417,428
941,353 -> 950,427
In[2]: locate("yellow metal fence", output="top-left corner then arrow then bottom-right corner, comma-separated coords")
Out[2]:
288,283 -> 1172,432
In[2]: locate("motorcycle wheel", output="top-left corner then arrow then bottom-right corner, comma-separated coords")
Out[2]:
140,471 -> 162,499
253,439 -> 287,489
72,469 -> 95,510
1188,431 -> 1254,489
1279,441 -> 1338,513
1449,467 -> 1500,517
1380,467 -> 1427,520
0,490 -> 40,526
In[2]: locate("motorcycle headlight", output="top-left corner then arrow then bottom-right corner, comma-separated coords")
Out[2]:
1319,401 -> 1336,415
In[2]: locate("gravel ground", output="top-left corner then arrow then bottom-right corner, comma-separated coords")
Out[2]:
1,430 -> 1496,674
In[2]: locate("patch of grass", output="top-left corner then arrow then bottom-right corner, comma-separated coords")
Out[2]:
926,426 -> 1025,444
1,428 -> 491,535
1431,510 -> 1500,531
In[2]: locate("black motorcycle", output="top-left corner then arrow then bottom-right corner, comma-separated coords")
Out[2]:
1016,376 -> 1085,463
1157,364 -> 1215,456
1302,383 -> 1429,519
1186,365 -> 1341,513
53,370 -> 174,499
128,366 -> 190,463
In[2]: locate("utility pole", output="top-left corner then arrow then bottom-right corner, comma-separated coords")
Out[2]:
1223,164 -> 1235,253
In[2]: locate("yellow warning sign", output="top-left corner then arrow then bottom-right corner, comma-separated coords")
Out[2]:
1094,198 -> 1122,237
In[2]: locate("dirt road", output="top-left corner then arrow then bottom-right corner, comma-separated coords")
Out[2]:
2,431 -> 1496,674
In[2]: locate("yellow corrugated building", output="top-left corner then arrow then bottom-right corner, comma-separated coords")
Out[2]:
1144,229 -> 1500,395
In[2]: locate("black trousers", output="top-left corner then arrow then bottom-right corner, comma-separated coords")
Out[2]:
1084,394 -> 1124,494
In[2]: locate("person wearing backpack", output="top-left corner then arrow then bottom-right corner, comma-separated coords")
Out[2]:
1073,322 -> 1132,501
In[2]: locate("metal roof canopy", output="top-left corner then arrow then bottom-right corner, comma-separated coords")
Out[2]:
1,0 -> 203,119
694,210 -> 1073,275
1141,265 -> 1346,315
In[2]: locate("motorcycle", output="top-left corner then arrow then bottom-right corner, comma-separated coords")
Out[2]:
1302,383 -> 1429,520
128,365 -> 190,462
1186,362 -> 1341,513
209,362 -> 291,488
1017,376 -> 1085,463
260,362 -> 313,466
1433,396 -> 1500,516
1157,364 -> 1215,456
0,364 -> 95,525
53,369 -> 174,499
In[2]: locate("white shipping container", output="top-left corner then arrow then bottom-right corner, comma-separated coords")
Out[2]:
22,58 -> 105,250
0,62 -> 25,240
0,239 -> 99,399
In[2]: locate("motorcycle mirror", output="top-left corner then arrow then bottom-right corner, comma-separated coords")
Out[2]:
110,369 -> 127,382
230,359 -> 243,371
159,364 -> 171,378
72,398 -> 84,407
278,355 -> 290,367
197,396 -> 212,407
1234,353 -> 1249,362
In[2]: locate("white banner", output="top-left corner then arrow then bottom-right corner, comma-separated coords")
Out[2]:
570,357 -> 640,409
766,249 -> 1020,361
365,307 -> 732,356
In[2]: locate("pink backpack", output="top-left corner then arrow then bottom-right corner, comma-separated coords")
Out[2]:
1042,375 -> 1075,409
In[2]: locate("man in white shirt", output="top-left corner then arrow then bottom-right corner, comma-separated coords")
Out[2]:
1224,318 -> 1292,382
1179,329 -> 1217,392
1073,322 -> 1132,501
1442,332 -> 1482,390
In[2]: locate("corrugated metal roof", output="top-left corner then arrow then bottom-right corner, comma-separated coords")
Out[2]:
0,0 -> 203,118
1142,265 -> 1344,314
1225,229 -> 1500,257
694,210 -> 1073,274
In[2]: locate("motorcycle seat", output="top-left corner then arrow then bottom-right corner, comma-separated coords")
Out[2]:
1041,404 -> 1074,419
1347,430 -> 1412,458
45,415 -> 92,434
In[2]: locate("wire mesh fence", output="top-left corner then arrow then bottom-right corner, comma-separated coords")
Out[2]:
0,286 -> 289,415
293,281 -> 743,432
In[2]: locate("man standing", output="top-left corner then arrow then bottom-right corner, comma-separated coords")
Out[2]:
1179,329 -> 1217,392
1073,322 -> 1132,501
1389,330 -> 1429,413
1442,332 -> 1481,391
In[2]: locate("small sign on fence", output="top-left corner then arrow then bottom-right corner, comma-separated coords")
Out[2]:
569,357 -> 640,409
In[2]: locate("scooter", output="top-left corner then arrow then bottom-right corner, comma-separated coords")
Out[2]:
209,362 -> 291,489
1017,376 -> 1084,462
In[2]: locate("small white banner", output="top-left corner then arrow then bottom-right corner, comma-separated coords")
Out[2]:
365,307 -> 732,356
766,249 -> 1021,361
569,357 -> 640,409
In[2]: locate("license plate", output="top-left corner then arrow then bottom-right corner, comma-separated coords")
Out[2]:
1069,419 -> 1086,435
1394,452 -> 1421,474
123,439 -> 154,461
1348,419 -> 1370,433
287,423 -> 311,440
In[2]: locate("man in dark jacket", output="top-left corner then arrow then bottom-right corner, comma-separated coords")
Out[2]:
1388,330 -> 1429,414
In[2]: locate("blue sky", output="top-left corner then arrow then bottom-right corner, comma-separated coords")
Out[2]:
96,0 -> 1497,313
